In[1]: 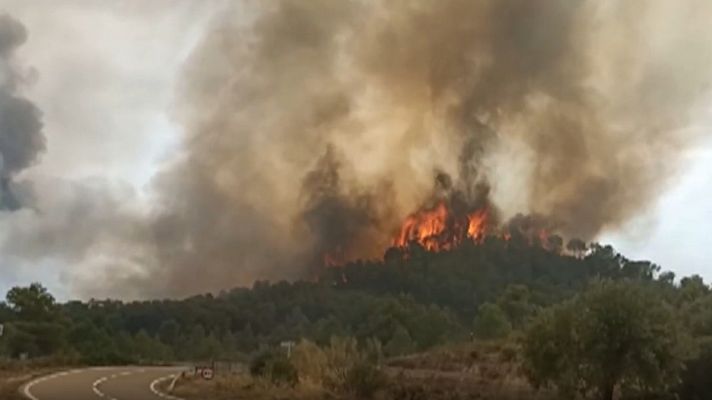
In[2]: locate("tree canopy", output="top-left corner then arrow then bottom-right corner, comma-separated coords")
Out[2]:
0,238 -> 710,399
523,280 -> 687,400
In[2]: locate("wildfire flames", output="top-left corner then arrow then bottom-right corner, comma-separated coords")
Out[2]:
322,197 -> 559,268
393,201 -> 493,251
391,200 -> 558,254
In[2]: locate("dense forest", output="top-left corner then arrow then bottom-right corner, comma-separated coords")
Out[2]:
1,237 -> 711,399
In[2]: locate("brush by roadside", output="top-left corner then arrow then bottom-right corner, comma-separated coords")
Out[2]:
0,363 -> 69,400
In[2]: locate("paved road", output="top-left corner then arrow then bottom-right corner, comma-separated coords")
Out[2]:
22,366 -> 187,400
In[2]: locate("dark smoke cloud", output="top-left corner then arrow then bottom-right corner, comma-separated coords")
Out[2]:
4,1 -> 712,298
142,0 -> 712,296
299,145 -> 394,267
0,14 -> 44,210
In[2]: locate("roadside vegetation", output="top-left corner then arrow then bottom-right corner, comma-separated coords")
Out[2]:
0,360 -> 70,400
2,237 -> 712,399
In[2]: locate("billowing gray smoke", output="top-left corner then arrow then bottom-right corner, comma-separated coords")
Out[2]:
0,14 -> 44,210
3,1 -> 712,298
148,0 -> 711,296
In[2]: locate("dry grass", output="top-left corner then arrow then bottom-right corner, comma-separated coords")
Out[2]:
173,341 -> 556,400
384,341 -> 555,400
388,340 -> 518,371
0,361 -> 66,400
173,373 -> 338,400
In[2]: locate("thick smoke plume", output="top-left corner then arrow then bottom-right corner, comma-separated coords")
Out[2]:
144,0 -> 712,295
0,14 -> 44,210
3,1 -> 712,298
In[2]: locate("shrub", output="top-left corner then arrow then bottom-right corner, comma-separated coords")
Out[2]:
249,351 -> 272,377
269,357 -> 298,386
292,339 -> 328,385
343,361 -> 389,398
384,325 -> 415,356
473,303 -> 511,340
498,343 -> 518,362
677,338 -> 712,400
322,337 -> 362,389
249,350 -> 298,386
522,280 -> 686,400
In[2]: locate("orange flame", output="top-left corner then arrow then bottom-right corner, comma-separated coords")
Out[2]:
393,201 -> 491,251
394,202 -> 448,250
319,202 -> 559,267
467,208 -> 489,242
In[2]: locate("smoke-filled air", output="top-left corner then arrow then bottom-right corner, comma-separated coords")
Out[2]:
0,14 -> 44,211
2,0 -> 712,298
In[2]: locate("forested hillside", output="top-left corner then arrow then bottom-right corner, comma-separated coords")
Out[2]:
2,237 -> 711,399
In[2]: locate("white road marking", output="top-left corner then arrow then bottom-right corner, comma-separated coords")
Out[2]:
22,367 -> 186,400
92,376 -> 108,397
22,367 -> 116,400
92,369 -> 145,400
149,373 -> 186,400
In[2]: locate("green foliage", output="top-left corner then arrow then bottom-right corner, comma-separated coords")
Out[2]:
6,283 -> 58,322
269,357 -> 299,386
6,321 -> 66,358
679,275 -> 710,303
291,338 -> 386,396
249,351 -> 298,386
362,337 -> 384,363
292,339 -> 328,385
496,284 -> 536,329
0,239 -> 707,400
158,319 -> 179,346
195,332 -> 223,361
322,336 -> 362,389
384,324 -> 415,356
67,320 -> 132,365
522,280 -> 687,400
249,351 -> 273,377
473,302 -> 511,340
680,292 -> 712,338
2,283 -> 66,358
133,329 -> 173,362
343,361 -> 389,398
4,238 -> 664,365
677,339 -> 712,400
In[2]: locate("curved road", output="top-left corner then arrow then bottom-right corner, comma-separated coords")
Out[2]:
22,366 -> 187,400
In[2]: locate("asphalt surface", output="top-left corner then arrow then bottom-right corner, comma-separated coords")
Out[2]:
22,366 -> 186,400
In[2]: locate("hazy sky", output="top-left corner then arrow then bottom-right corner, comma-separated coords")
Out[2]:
0,1 -> 710,299
0,1 -> 218,298
602,137 -> 712,279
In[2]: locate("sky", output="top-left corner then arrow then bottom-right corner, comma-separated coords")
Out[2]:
602,137 -> 712,279
0,1 -> 710,299
0,1 -> 218,298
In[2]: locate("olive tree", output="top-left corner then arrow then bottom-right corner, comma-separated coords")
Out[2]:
522,280 -> 686,400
